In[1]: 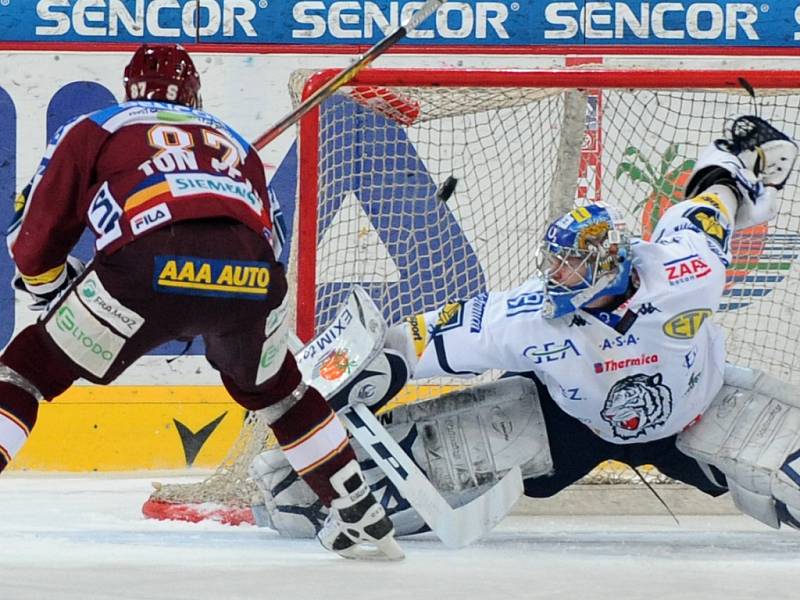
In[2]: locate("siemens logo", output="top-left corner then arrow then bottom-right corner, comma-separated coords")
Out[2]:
545,2 -> 759,41
293,1 -> 510,40
35,0 -> 258,38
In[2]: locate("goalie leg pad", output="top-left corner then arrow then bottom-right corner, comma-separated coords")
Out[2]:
677,365 -> 800,529
250,375 -> 551,539
383,375 -> 553,494
248,448 -> 325,538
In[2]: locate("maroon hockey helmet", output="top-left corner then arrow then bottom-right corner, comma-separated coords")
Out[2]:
123,44 -> 202,109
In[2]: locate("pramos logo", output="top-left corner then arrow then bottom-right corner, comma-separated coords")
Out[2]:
544,2 -> 760,41
35,0 -> 259,38
293,1 -> 510,40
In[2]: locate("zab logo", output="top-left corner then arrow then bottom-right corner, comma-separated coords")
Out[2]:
35,0 -> 259,38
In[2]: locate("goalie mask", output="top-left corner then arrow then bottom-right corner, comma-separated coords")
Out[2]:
123,44 -> 202,109
538,203 -> 632,319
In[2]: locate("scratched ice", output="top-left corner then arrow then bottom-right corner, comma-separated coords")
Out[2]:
1,474 -> 799,600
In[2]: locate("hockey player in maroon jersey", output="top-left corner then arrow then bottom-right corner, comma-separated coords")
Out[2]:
1,44 -> 402,560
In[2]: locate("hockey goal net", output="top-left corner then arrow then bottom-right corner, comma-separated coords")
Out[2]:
144,68 -> 800,524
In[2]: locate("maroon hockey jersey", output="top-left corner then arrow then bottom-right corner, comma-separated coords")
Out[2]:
9,101 -> 279,286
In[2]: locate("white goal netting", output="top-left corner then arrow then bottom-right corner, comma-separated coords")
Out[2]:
144,68 -> 800,520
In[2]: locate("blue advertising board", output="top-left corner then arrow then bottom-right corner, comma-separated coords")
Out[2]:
0,1 -> 798,48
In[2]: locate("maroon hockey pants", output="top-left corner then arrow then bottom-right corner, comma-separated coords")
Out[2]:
0,219 -> 353,503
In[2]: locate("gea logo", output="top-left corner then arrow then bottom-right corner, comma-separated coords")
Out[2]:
35,0 -> 258,38
545,2 -> 760,41
293,1 -> 510,40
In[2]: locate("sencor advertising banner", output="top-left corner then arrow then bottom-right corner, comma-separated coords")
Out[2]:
0,1 -> 798,48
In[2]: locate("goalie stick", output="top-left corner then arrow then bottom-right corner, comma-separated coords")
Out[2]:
253,0 -> 448,150
296,286 -> 524,549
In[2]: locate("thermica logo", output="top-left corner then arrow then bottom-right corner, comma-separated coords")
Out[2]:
35,0 -> 258,38
293,1 -> 510,39
545,2 -> 760,41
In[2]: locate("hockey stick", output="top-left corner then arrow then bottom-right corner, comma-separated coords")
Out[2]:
253,0 -> 447,150
296,287 -> 524,548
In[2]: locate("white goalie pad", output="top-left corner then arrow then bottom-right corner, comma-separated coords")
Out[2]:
250,376 -> 548,540
380,376 -> 552,492
677,365 -> 800,529
274,286 -> 525,546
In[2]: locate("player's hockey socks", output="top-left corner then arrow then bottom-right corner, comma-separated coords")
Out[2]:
0,364 -> 42,471
268,385 -> 356,505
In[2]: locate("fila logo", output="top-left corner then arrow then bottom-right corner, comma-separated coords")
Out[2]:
664,254 -> 712,286
131,203 -> 172,236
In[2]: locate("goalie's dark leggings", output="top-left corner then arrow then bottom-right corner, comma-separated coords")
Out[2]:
515,371 -> 729,498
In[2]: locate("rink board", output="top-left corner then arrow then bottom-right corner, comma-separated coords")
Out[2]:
9,384 -> 449,471
10,387 -> 247,471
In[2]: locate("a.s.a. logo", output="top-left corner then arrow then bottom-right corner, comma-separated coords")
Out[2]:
600,373 -> 673,440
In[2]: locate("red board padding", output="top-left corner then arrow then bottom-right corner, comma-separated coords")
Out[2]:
142,500 -> 255,526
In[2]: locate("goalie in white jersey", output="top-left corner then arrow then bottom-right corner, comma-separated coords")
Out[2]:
253,115 -> 800,539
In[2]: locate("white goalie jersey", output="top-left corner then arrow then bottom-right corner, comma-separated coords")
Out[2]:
395,196 -> 734,444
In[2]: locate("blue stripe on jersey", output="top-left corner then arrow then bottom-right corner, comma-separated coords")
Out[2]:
86,104 -> 130,126
89,101 -> 251,151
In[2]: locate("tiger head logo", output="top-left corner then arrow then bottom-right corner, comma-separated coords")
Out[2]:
601,373 -> 673,440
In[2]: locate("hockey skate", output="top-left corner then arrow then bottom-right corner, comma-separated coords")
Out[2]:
317,460 -> 404,561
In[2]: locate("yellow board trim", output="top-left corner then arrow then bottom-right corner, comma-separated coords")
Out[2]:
9,383 -> 645,478
11,386 -> 247,471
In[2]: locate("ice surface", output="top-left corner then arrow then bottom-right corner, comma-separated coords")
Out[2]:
1,474 -> 799,600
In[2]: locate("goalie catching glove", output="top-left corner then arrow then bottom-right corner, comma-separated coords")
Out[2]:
13,255 -> 86,312
685,115 -> 798,231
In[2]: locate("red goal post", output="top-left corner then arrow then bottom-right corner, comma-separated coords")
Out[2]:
143,67 -> 800,524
